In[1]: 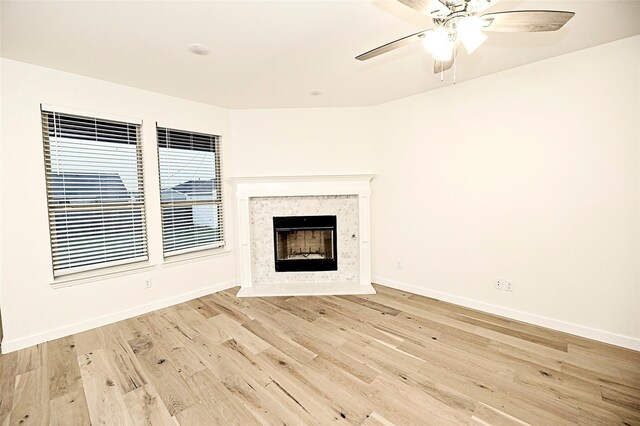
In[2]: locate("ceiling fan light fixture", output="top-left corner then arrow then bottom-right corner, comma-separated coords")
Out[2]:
432,39 -> 454,61
422,26 -> 449,55
457,16 -> 488,54
459,30 -> 487,54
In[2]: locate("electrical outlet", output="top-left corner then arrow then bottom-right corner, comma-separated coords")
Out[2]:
396,261 -> 402,270
144,279 -> 152,289
505,280 -> 514,292
494,278 -> 504,290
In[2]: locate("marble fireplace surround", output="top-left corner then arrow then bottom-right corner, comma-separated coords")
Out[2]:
230,175 -> 376,297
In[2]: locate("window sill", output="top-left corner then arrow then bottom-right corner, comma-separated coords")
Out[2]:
50,261 -> 156,289
161,247 -> 232,268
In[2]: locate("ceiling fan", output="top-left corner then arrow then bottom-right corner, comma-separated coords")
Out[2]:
356,0 -> 575,74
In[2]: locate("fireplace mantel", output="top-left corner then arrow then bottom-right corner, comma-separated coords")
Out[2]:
229,174 -> 375,297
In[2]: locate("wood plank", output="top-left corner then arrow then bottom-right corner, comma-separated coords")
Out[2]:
513,364 -> 602,403
472,402 -> 530,426
0,352 -> 18,419
15,344 -> 45,376
160,305 -> 230,345
313,313 -> 403,348
240,297 -> 282,316
208,314 -> 270,354
397,334 -> 516,381
188,368 -> 260,424
163,321 -> 316,426
128,334 -> 196,417
361,411 -> 395,426
136,314 -> 185,353
273,309 -> 346,348
576,402 -> 640,425
263,297 -> 321,322
566,337 -> 640,365
49,386 -> 90,426
601,385 -> 640,413
197,339 -> 318,425
372,284 -> 413,299
452,313 -> 568,352
100,327 -> 148,394
337,295 -> 402,316
291,332 -> 379,384
254,348 -> 353,424
10,368 -> 48,426
241,319 -> 317,364
47,336 -> 81,400
173,403 -> 220,426
437,331 -> 562,373
199,293 -> 253,324
184,298 -> 219,319
337,339 -> 479,416
73,328 -> 105,355
371,374 -> 474,424
122,384 -> 174,426
77,350 -> 132,426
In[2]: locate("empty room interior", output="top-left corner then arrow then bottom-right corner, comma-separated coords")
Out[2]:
1,0 -> 640,424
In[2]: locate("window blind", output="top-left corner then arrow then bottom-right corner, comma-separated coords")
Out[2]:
157,126 -> 224,256
42,110 -> 148,277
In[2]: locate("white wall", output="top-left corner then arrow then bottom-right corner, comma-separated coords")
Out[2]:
0,59 -> 237,352
371,36 -> 640,348
229,107 -> 375,177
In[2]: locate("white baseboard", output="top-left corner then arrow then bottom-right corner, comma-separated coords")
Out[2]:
373,276 -> 640,352
1,280 -> 236,354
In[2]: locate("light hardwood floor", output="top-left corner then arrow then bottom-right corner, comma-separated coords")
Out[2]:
0,284 -> 639,425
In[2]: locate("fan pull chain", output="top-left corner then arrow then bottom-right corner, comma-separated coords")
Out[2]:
453,44 -> 457,84
453,56 -> 457,84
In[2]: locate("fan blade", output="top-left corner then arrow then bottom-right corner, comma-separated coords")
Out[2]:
480,10 -> 575,33
396,0 -> 450,19
356,29 -> 430,61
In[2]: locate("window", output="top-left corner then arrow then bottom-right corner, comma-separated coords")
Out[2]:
157,126 -> 224,256
42,110 -> 148,277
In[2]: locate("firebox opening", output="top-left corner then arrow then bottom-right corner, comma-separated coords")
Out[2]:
273,215 -> 337,272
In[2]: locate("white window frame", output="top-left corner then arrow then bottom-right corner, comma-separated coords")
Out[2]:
156,125 -> 225,257
41,107 -> 148,277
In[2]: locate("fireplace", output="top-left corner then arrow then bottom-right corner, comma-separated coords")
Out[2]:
231,175 -> 374,297
273,215 -> 337,272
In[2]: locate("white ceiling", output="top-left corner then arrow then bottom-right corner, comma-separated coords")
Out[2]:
2,0 -> 639,109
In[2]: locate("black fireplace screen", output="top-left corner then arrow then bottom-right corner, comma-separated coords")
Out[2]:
273,215 -> 337,272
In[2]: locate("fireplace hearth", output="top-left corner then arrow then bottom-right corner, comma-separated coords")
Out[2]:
273,215 -> 337,272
